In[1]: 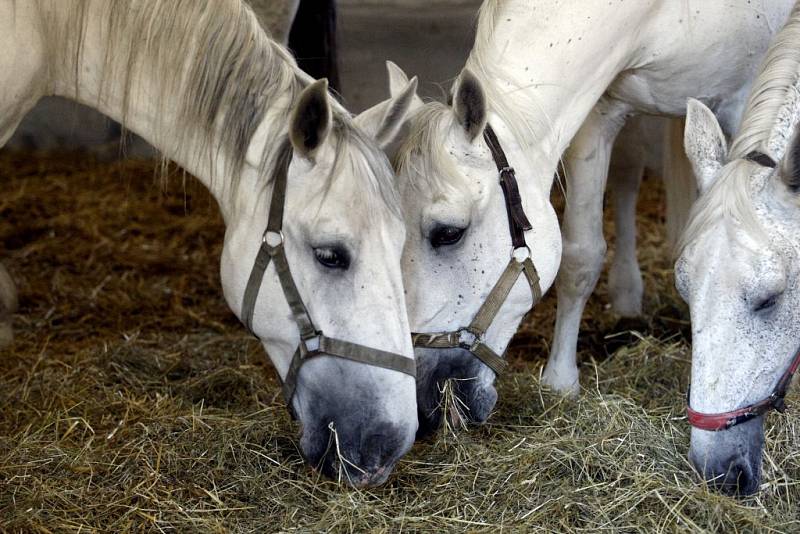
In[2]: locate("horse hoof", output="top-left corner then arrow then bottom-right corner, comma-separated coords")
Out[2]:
0,265 -> 18,313
541,364 -> 580,397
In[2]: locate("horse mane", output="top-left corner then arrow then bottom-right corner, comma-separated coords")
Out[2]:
678,3 -> 800,256
465,0 -> 565,164
35,0 -> 400,215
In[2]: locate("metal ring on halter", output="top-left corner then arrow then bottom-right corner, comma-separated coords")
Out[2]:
299,332 -> 323,358
511,245 -> 532,262
263,229 -> 284,248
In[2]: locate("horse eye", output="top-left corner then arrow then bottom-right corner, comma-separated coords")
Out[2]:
754,293 -> 781,313
314,246 -> 351,270
430,225 -> 466,248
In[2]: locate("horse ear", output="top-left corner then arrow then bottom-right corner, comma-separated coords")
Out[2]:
779,128 -> 800,193
684,99 -> 727,193
387,61 -> 423,107
290,79 -> 332,159
453,69 -> 487,142
354,76 -> 420,148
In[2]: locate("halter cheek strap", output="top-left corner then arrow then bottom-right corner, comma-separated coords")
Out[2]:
241,139 -> 416,409
411,124 -> 542,376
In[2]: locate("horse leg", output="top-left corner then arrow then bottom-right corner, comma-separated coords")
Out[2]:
0,1 -> 49,347
542,99 -> 630,395
607,123 -> 644,318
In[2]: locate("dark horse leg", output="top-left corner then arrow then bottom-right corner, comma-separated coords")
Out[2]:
288,0 -> 341,93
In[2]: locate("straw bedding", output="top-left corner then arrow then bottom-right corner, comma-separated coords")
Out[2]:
1,150 -> 799,532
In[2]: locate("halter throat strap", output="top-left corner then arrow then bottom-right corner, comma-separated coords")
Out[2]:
412,124 -> 542,375
241,140 -> 415,409
686,347 -> 800,431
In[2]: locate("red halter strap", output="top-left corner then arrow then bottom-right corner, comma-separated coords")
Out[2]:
686,347 -> 800,431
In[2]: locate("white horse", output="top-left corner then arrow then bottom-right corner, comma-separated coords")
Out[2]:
377,0 -> 793,433
0,0 -> 420,486
678,5 -> 800,495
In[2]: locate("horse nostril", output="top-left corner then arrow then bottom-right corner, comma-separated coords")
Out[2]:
303,419 -> 407,486
360,422 -> 405,469
705,459 -> 759,496
457,379 -> 497,423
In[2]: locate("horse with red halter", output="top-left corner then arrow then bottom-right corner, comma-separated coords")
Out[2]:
678,5 -> 800,494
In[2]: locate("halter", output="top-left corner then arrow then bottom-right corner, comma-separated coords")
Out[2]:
240,139 -> 416,407
411,125 -> 542,375
686,349 -> 800,431
685,148 -> 798,432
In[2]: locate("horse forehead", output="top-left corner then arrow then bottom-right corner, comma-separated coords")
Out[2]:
683,226 -> 742,284
308,195 -> 403,238
296,162 -> 401,232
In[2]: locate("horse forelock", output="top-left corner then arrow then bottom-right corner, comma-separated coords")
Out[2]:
325,118 -> 403,223
394,102 -> 471,197
679,4 -> 800,258
678,160 -> 769,259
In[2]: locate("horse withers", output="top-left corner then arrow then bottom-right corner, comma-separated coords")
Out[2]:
0,0 -> 418,486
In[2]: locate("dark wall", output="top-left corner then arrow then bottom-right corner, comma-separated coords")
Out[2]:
289,0 -> 341,92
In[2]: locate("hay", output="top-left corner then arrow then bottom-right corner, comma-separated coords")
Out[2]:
2,150 -> 800,532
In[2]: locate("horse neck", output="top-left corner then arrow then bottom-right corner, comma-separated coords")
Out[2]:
42,0 -> 296,222
468,0 -> 655,184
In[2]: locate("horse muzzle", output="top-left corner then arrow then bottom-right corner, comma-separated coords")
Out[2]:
688,416 -> 765,496
300,415 -> 415,487
414,347 -> 498,439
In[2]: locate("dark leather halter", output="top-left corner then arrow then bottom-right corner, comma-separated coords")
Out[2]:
240,139 -> 416,407
411,124 -> 542,375
686,148 -> 797,432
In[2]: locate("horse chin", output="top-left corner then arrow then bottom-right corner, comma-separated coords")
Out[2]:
414,347 -> 498,440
